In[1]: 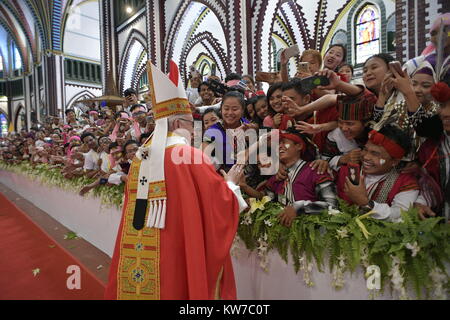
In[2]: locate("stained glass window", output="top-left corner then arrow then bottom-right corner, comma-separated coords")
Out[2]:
355,5 -> 380,64
0,113 -> 7,137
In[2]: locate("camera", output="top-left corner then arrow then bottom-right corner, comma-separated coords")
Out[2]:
208,79 -> 228,96
300,75 -> 330,93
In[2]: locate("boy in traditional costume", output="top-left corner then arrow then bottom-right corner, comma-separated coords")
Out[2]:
105,61 -> 248,300
337,124 -> 420,222
320,91 -> 377,172
265,128 -> 338,227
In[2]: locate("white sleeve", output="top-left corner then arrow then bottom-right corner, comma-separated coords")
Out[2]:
101,155 -> 109,173
371,190 -> 420,222
83,153 -> 94,170
226,181 -> 248,213
414,194 -> 428,206
108,172 -> 125,185
196,102 -> 221,114
328,156 -> 342,172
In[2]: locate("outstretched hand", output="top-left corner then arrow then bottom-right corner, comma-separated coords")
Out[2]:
221,164 -> 245,185
316,69 -> 341,91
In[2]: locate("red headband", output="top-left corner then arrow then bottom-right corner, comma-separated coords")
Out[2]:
368,130 -> 405,159
280,133 -> 306,151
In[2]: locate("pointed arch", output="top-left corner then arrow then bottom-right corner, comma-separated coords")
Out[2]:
2,0 -> 38,61
164,0 -> 227,73
118,29 -> 147,94
252,0 -> 280,74
179,31 -> 229,85
22,0 -> 49,50
65,89 -> 95,109
0,7 -> 29,72
23,0 -> 49,50
14,103 -> 26,131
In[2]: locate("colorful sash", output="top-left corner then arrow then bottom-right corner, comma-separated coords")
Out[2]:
116,134 -> 187,300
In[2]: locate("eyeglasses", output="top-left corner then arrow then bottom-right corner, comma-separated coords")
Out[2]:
177,118 -> 195,125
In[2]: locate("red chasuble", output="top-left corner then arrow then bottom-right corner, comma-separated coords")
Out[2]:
105,145 -> 239,300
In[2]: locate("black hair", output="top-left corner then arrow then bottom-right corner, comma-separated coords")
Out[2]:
227,85 -> 246,95
242,75 -> 255,86
364,53 -> 394,68
225,73 -> 242,82
65,109 -> 75,116
130,104 -> 146,113
244,98 -> 255,120
53,128 -> 62,134
325,44 -> 347,66
247,95 -> 267,125
283,127 -> 317,161
114,111 -> 129,120
197,81 -> 211,94
97,135 -> 110,144
377,124 -> 411,156
80,132 -> 96,143
266,82 -> 284,116
139,132 -> 151,145
202,107 -> 221,121
124,88 -> 137,97
123,139 -> 139,152
282,78 -> 310,96
338,63 -> 354,75
108,141 -> 120,153
220,91 -> 246,110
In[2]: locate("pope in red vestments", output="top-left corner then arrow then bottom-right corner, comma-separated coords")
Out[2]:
105,61 -> 245,300
105,144 -> 240,299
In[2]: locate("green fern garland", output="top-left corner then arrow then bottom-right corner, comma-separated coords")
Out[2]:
1,160 -> 449,299
237,197 -> 450,299
0,161 -> 124,209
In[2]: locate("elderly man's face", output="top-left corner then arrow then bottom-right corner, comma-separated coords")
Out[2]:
174,114 -> 194,143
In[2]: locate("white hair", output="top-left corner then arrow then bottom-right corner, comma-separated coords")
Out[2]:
167,114 -> 191,131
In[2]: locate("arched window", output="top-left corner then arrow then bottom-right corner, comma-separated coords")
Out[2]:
13,45 -> 22,70
138,72 -> 148,92
15,105 -> 26,132
355,4 -> 380,64
332,30 -> 347,46
386,14 -> 396,52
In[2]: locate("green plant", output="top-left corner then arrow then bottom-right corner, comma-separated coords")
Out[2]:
0,161 -> 124,209
236,196 -> 450,299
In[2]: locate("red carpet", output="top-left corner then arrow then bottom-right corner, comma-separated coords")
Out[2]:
0,192 -> 105,300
